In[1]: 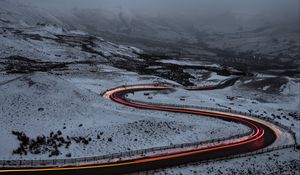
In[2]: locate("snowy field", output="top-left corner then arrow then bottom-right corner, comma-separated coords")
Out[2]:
0,72 -> 251,160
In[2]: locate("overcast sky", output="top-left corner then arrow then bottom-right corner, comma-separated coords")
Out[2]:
12,0 -> 299,33
24,0 -> 299,17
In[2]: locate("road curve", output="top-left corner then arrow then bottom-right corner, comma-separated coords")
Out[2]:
0,79 -> 277,175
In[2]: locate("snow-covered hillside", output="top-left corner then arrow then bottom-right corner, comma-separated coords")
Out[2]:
0,0 -> 251,160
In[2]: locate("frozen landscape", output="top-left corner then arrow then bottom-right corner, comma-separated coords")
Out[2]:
0,0 -> 299,174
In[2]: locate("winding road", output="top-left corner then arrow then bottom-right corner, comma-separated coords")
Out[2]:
0,78 -> 279,175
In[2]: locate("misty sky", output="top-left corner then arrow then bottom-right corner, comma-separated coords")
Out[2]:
10,0 -> 298,36
23,0 -> 299,19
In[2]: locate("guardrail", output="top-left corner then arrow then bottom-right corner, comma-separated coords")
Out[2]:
1,87 -> 297,168
0,130 -> 252,168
